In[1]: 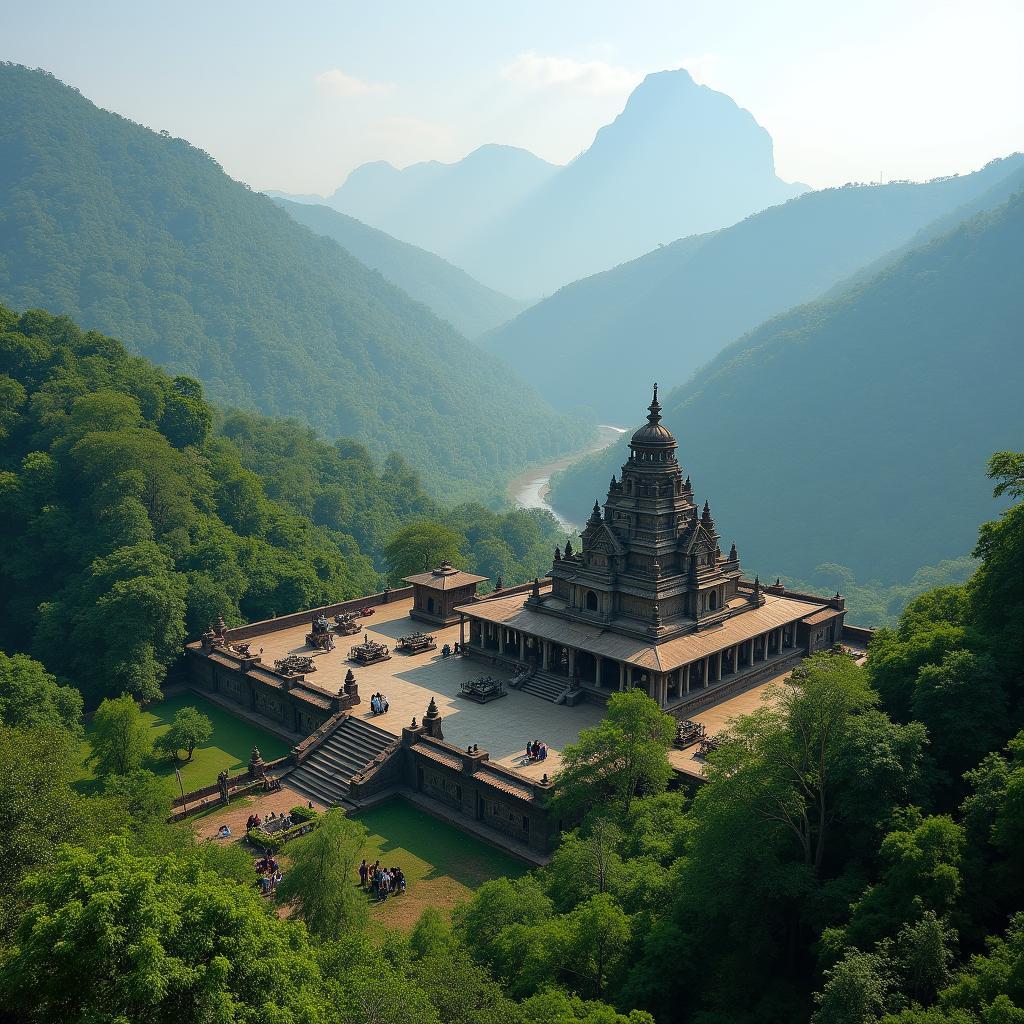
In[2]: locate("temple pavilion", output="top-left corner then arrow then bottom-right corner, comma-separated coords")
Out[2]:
457,386 -> 846,709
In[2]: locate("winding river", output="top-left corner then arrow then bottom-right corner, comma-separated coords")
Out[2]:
508,424 -> 626,532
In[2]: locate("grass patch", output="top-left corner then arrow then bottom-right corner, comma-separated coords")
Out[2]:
77,692 -> 291,795
353,799 -> 527,930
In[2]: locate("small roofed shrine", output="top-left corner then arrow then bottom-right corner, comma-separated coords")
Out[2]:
404,560 -> 488,626
457,385 -> 846,709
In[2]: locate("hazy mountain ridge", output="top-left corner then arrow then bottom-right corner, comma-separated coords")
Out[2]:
283,69 -> 804,297
0,65 -> 591,496
549,188 -> 1024,586
276,144 -> 559,272
273,198 -> 524,337
485,154 -> 1024,418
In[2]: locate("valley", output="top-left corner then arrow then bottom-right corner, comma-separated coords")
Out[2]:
1,17 -> 1023,1024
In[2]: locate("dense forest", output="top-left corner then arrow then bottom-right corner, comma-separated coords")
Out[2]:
274,198 -> 523,338
1,447 -> 1021,1022
483,155 -> 1024,419
0,304 -> 569,707
550,189 -> 1024,601
0,64 -> 591,498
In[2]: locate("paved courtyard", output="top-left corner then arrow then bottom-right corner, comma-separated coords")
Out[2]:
247,598 -> 605,776
247,597 -> 803,785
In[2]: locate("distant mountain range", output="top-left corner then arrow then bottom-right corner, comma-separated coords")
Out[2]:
273,198 -> 523,338
0,65 -> 591,496
275,69 -> 806,297
483,155 -> 1024,420
550,188 -> 1024,585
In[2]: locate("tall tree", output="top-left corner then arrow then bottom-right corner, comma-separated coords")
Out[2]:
275,808 -> 368,938
154,706 -> 212,762
555,689 -> 675,819
385,520 -> 465,581
89,694 -> 152,776
0,650 -> 82,734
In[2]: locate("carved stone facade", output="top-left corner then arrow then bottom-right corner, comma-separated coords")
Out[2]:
459,387 -> 848,709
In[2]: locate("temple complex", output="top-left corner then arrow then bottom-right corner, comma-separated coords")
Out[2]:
182,385 -> 863,858
458,386 -> 846,709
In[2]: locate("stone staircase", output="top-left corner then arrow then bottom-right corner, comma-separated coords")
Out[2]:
286,716 -> 396,807
519,670 -> 570,703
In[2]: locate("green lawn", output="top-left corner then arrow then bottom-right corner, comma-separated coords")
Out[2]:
77,692 -> 291,795
353,799 -> 527,929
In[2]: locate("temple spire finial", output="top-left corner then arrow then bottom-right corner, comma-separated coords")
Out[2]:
647,381 -> 662,425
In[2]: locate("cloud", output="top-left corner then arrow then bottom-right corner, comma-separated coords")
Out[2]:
315,68 -> 395,99
500,51 -> 643,97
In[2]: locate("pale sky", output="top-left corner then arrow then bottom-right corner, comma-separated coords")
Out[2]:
4,0 -> 1023,194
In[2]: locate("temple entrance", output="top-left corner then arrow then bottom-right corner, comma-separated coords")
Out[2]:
576,650 -> 597,685
426,596 -> 435,615
585,590 -> 598,611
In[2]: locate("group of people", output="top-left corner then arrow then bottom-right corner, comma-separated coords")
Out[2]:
525,739 -> 548,762
358,858 -> 406,901
254,853 -> 283,895
245,809 -> 293,831
369,692 -> 390,715
440,641 -> 463,658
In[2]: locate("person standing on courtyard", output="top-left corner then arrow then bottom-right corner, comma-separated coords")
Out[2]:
358,859 -> 368,888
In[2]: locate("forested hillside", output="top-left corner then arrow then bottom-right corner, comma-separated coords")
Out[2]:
484,155 -> 1024,418
273,198 -> 523,338
550,190 -> 1024,596
3,453 -> 1022,1023
0,65 -> 590,497
0,305 -> 569,707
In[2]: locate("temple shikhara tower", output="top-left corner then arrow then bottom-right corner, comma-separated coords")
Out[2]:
459,386 -> 846,708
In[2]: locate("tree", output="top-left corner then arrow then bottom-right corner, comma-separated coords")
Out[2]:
103,769 -> 173,822
275,807 -> 368,937
385,520 -> 465,581
89,694 -> 151,776
0,838 -> 329,1023
154,705 -> 212,762
0,650 -> 82,734
708,652 -> 881,874
912,650 -> 1007,782
555,689 -> 675,819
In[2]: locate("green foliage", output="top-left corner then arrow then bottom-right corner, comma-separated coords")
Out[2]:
103,769 -> 174,822
153,705 -> 213,762
275,808 -> 368,937
0,649 -> 82,734
386,520 -> 466,581
0,837 -> 331,1024
276,197 -> 524,338
89,694 -> 152,776
0,64 -> 590,497
554,689 -> 675,819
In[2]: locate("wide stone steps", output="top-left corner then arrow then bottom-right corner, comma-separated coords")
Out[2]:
519,671 -> 569,703
285,716 -> 396,807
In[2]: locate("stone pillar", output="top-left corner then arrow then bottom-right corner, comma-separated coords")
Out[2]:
684,663 -> 691,694
459,615 -> 465,648
595,654 -> 603,688
498,629 -> 505,656
660,675 -> 669,707
542,642 -> 550,671
567,647 -> 576,678
715,650 -> 723,681
618,661 -> 626,691
703,657 -> 710,688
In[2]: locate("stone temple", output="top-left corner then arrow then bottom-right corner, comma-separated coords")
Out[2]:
184,386 -> 863,859
458,385 -> 846,709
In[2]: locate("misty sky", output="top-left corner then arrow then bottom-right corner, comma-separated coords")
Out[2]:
4,0 -> 1022,195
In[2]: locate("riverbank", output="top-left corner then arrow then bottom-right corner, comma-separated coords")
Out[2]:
508,424 -> 626,532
